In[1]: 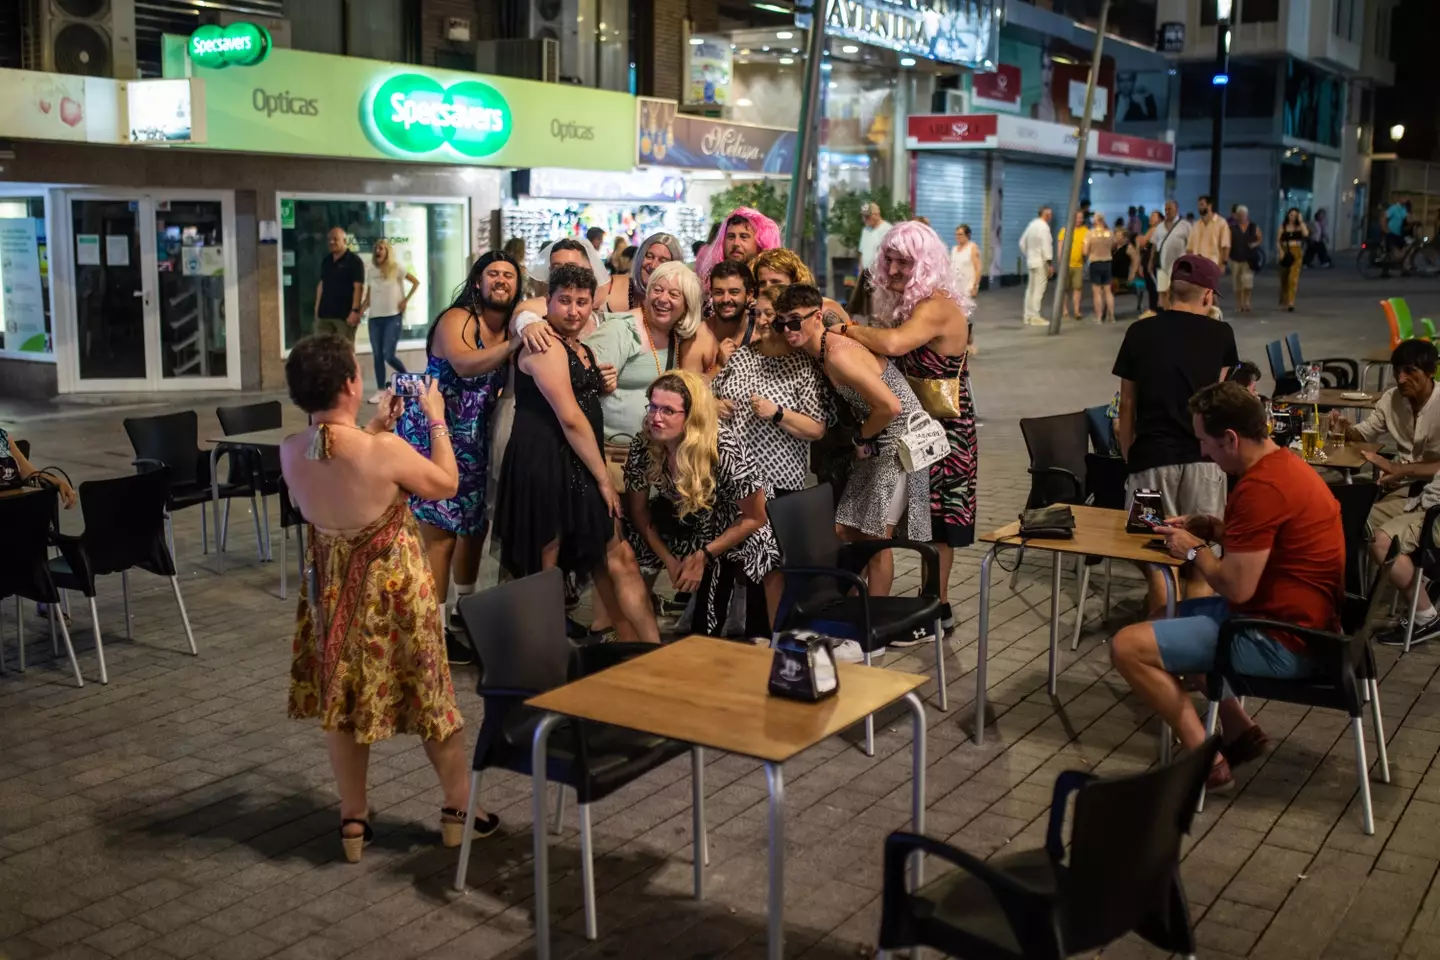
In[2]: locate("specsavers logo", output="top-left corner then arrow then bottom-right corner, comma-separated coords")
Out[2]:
362,73 -> 512,159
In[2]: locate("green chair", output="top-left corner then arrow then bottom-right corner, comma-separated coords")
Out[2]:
1389,298 -> 1434,340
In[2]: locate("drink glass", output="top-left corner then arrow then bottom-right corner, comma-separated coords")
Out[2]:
1300,408 -> 1321,459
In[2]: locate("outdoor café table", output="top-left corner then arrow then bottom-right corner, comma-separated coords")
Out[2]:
1304,440 -> 1382,483
1272,388 -> 1379,411
522,634 -> 928,960
973,505 -> 1184,745
205,428 -> 287,570
1361,347 -> 1394,392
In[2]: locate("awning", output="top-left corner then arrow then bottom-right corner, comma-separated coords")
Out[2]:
905,113 -> 1174,170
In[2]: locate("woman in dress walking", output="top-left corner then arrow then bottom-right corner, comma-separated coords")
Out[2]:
361,238 -> 419,402
950,224 -> 981,354
1278,207 -> 1308,312
281,335 -> 499,863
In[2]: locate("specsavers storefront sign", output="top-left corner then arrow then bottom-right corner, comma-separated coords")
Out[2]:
163,40 -> 635,170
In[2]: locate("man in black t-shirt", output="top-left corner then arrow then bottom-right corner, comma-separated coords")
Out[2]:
315,227 -> 366,343
1113,254 -> 1239,611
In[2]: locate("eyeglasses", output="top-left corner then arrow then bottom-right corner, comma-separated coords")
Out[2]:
645,402 -> 686,419
773,309 -> 820,332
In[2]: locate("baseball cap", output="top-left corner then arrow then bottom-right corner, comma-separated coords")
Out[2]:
1170,254 -> 1223,296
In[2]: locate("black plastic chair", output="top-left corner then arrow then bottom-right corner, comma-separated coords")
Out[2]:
1286,333 -> 1359,389
1330,481 -> 1379,599
1070,451 -> 1132,650
1019,411 -> 1090,510
768,483 -> 944,757
216,401 -> 283,558
451,570 -> 700,940
47,469 -> 198,685
1397,503 -> 1440,653
276,476 -> 307,600
1203,563 -> 1391,834
1266,340 -> 1302,396
0,487 -> 83,687
876,736 -> 1220,960
123,410 -> 261,561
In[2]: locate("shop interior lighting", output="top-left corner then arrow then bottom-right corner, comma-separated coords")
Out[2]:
776,31 -> 793,39
689,37 -> 704,45
779,57 -> 795,64
737,98 -> 754,106
841,44 -> 859,53
821,61 -> 832,71
791,47 -> 799,53
762,45 -> 771,51
753,2 -> 791,13
900,57 -> 917,66
740,48 -> 751,54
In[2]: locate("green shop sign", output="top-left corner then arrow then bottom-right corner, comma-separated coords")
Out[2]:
188,23 -> 271,69
161,40 -> 636,171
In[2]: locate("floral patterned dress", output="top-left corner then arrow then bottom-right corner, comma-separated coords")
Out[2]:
289,493 -> 462,745
897,345 -> 977,547
396,318 -> 507,537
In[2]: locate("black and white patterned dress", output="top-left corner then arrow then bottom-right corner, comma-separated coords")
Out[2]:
712,345 -> 833,495
623,429 -> 781,583
823,333 -> 932,542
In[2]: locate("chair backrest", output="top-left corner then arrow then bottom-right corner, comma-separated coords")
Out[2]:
768,483 -> 843,570
1084,453 -> 1128,510
1060,737 -> 1219,951
277,475 -> 305,528
1264,340 -> 1290,381
15,438 -> 30,459
1381,299 -> 1402,349
456,569 -> 572,695
123,411 -> 200,487
215,401 -> 282,436
1392,297 -> 1414,336
1285,332 -> 1304,370
77,469 -> 175,577
1330,481 -> 1378,598
0,487 -> 60,602
1019,412 -> 1090,508
1083,404 -> 1116,457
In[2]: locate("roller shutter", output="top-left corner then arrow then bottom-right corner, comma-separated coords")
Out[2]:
1000,160 -> 1073,276
914,153 -> 988,253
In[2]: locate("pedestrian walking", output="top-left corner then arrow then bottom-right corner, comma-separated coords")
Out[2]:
1019,206 -> 1054,326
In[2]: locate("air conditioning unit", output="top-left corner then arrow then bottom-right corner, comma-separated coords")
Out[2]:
22,0 -> 136,78
526,0 -> 582,82
475,38 -> 559,83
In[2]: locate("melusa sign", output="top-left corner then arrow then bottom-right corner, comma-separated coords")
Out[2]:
797,0 -> 998,68
637,98 -> 796,174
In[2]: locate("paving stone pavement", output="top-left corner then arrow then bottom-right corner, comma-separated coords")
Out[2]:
4,268 -> 1440,960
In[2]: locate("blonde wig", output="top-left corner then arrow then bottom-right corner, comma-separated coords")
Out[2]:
645,260 -> 704,339
371,239 -> 400,281
752,247 -> 815,285
643,370 -> 718,519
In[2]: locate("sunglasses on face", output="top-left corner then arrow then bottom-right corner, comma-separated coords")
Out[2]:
773,308 -> 820,332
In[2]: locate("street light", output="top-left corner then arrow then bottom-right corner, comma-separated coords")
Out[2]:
1391,124 -> 1406,141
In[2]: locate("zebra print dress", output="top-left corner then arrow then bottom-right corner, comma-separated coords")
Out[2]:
898,345 -> 977,547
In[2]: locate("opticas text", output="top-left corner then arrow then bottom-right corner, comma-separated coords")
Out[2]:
389,93 -> 504,133
253,88 -> 319,117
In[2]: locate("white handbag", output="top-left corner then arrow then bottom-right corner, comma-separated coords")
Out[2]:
896,410 -> 949,473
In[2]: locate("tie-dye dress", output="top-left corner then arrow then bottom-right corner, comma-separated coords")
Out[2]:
897,345 -> 977,547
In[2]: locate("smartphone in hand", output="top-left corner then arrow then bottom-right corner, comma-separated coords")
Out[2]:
392,372 -> 427,397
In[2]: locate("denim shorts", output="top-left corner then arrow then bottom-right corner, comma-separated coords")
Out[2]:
1152,596 -> 1316,678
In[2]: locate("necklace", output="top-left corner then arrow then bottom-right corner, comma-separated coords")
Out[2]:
643,320 -> 667,376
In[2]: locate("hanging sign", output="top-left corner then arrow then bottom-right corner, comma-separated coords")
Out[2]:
362,73 -> 512,159
188,23 -> 272,70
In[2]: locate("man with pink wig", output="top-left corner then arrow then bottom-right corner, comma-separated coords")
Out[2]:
835,220 -> 976,631
695,207 -> 782,286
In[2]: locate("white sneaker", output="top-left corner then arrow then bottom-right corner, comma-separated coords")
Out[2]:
367,390 -> 386,404
832,639 -> 865,662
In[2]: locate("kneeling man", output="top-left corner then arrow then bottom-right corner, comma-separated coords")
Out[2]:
1111,382 -> 1346,787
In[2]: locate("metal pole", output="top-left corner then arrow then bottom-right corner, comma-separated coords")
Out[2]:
1047,0 -> 1112,335
1209,13 -> 1231,203
786,0 -> 827,252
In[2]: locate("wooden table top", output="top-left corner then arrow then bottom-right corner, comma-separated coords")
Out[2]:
980,504 -> 1183,566
206,428 -> 291,448
525,635 -> 927,764
1305,441 -> 1382,471
1272,389 -> 1378,410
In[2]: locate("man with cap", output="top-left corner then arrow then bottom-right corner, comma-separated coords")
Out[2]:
1112,253 -> 1240,614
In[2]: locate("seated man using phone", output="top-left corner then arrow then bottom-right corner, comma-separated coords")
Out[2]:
1111,382 -> 1346,788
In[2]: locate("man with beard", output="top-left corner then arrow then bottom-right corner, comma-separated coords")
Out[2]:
396,251 -> 524,665
836,221 -> 975,632
707,260 -> 757,369
694,206 -> 782,286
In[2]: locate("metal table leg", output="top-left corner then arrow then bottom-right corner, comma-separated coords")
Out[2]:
692,746 -> 707,900
209,444 -> 223,565
1152,563 -> 1178,762
903,691 -> 927,890
530,712 -> 564,960
1047,551 -> 1062,695
974,547 -> 997,745
765,761 -> 785,960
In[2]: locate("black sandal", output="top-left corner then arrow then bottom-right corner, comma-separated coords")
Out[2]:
340,818 -> 373,863
440,807 -> 500,848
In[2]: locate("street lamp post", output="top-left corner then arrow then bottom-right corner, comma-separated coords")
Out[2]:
1209,0 -> 1235,203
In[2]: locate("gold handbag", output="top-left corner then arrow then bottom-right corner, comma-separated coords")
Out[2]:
906,375 -> 963,420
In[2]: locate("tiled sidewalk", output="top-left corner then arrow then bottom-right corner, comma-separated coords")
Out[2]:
5,274 -> 1440,959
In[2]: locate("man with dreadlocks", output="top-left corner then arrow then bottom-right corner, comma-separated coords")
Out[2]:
396,251 -> 523,665
837,221 -> 976,633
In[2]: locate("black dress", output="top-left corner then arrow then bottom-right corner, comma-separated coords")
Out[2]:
495,339 -> 613,578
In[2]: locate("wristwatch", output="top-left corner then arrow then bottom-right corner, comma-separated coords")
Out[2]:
770,406 -> 785,424
1184,546 -> 1200,562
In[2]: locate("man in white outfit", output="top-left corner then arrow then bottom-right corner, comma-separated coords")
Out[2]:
1019,206 -> 1054,326
1151,199 -> 1193,310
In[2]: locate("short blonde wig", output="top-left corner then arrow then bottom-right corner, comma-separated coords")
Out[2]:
646,260 -> 704,339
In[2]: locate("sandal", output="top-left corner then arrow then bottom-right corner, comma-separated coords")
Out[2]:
440,807 -> 501,848
340,818 -> 373,864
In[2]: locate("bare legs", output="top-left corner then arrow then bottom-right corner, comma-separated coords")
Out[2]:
1373,532 -> 1434,620
327,728 -> 490,840
423,730 -> 476,812
540,535 -> 659,644
837,523 -> 896,597
935,542 -> 954,604
420,523 -> 481,611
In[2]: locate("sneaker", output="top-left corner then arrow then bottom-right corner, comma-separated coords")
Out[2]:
1377,614 -> 1440,647
367,390 -> 386,404
832,639 -> 865,662
889,628 -> 927,649
445,629 -> 475,665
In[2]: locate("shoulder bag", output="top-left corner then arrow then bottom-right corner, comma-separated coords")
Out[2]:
896,410 -> 949,474
905,373 -> 964,420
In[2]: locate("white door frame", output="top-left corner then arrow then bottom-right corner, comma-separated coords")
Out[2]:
55,187 -> 241,393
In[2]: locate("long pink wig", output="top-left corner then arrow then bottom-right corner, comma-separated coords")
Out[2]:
695,206 -> 783,285
868,220 -> 974,327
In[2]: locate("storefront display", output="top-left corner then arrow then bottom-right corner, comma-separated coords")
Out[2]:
0,196 -> 51,357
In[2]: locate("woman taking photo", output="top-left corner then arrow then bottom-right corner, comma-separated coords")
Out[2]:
1083,213 -> 1117,322
493,263 -> 659,643
280,335 -> 498,863
775,284 -> 931,604
361,238 -> 419,402
1278,207 -> 1308,312
624,371 -> 781,636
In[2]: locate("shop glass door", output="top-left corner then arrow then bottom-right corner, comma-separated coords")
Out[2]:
64,191 -> 238,392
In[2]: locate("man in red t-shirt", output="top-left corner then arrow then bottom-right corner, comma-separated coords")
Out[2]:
1111,381 -> 1346,787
